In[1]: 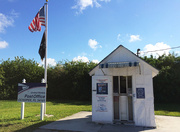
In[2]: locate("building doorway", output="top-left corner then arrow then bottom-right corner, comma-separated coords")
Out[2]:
113,76 -> 133,121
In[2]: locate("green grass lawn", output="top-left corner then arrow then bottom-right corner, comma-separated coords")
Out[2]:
154,103 -> 180,117
0,100 -> 91,132
0,100 -> 179,132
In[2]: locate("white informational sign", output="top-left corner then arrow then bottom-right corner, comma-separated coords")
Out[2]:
96,96 -> 108,112
17,83 -> 46,103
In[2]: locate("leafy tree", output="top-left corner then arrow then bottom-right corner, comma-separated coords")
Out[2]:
0,57 -> 97,100
2,54 -> 178,103
0,65 -> 5,99
0,65 -> 4,86
1,57 -> 44,99
47,60 -> 97,100
143,53 -> 180,103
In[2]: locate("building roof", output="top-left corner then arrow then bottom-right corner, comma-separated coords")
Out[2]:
89,45 -> 159,77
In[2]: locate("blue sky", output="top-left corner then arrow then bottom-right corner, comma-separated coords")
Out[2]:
0,0 -> 180,66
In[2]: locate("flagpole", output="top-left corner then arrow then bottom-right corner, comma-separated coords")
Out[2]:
44,1 -> 48,115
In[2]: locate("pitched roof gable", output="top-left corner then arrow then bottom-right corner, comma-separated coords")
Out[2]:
89,45 -> 159,77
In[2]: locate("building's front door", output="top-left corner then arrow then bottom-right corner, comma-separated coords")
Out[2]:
113,76 -> 133,121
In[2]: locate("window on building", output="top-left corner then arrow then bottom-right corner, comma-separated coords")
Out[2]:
120,76 -> 126,93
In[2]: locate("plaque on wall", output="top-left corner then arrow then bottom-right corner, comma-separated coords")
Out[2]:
96,96 -> 108,112
97,83 -> 108,94
136,88 -> 145,99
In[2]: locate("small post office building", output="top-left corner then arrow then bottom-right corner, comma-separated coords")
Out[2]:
89,45 -> 159,127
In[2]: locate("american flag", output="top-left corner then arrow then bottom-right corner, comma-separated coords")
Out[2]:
28,6 -> 45,32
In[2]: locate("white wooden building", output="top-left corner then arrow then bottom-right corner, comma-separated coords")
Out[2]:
89,45 -> 159,127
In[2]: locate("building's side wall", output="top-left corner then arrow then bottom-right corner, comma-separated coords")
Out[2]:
134,65 -> 156,127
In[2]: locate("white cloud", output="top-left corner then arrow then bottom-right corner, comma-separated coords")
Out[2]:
94,0 -> 101,7
79,52 -> 87,56
10,9 -> 19,18
88,39 -> 98,50
73,56 -> 89,62
72,0 -> 111,14
0,10 -> 18,33
92,59 -> 99,63
88,39 -> 100,50
141,42 -> 171,56
0,13 -> 14,33
117,34 -> 121,40
73,56 -> 99,63
0,40 -> 8,49
47,58 -> 57,66
39,58 -> 57,67
0,11 -> 18,48
129,35 -> 141,42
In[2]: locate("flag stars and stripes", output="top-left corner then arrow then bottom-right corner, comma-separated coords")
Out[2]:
28,6 -> 45,32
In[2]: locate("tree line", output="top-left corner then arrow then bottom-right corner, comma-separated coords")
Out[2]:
0,57 -> 96,101
0,54 -> 179,103
143,54 -> 180,103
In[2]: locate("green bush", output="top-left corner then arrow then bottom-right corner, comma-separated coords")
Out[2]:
0,54 -> 179,103
143,54 -> 180,103
47,61 -> 96,101
0,57 -> 97,101
0,57 -> 44,99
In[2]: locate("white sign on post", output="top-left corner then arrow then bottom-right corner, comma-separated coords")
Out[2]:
18,83 -> 46,103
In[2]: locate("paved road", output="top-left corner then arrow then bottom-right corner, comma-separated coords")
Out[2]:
34,111 -> 180,132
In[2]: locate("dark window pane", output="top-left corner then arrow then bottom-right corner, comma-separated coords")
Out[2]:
120,76 -> 126,93
128,76 -> 132,94
113,76 -> 119,93
128,76 -> 132,88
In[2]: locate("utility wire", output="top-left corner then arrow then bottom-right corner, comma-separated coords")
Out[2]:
141,46 -> 180,54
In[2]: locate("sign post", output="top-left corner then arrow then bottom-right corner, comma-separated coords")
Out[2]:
40,103 -> 44,120
41,78 -> 45,120
21,102 -> 25,120
21,79 -> 26,120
